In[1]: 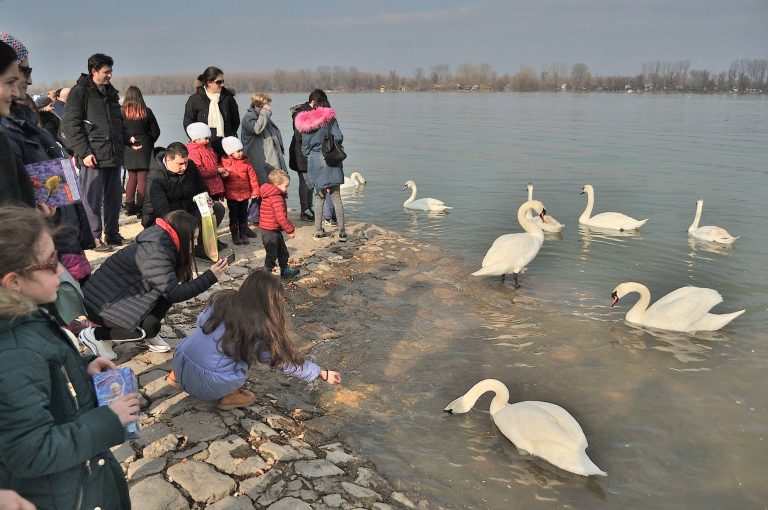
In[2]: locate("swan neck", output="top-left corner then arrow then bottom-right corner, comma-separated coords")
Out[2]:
689,202 -> 702,233
518,202 -> 544,237
404,185 -> 417,205
462,379 -> 510,415
625,283 -> 651,322
580,188 -> 594,222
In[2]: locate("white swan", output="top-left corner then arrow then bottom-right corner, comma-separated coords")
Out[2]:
579,185 -> 647,231
688,198 -> 738,244
402,180 -> 452,211
471,200 -> 544,287
444,379 -> 606,477
340,171 -> 367,190
611,282 -> 745,332
526,182 -> 563,233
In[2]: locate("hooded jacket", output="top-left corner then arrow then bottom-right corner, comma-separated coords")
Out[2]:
61,73 -> 128,168
83,223 -> 218,330
295,107 -> 344,189
258,182 -> 294,234
182,86 -> 240,138
240,106 -> 286,184
186,141 -> 225,196
221,155 -> 260,201
0,289 -> 130,510
142,147 -> 207,228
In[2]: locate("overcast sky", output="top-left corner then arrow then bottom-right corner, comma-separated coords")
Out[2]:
5,0 -> 767,85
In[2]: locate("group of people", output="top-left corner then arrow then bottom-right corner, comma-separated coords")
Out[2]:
0,33 -> 343,510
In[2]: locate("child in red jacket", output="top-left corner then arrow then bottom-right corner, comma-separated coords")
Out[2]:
221,136 -> 260,245
186,122 -> 226,199
259,170 -> 300,279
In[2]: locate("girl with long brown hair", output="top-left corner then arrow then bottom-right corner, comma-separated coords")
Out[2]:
169,270 -> 341,409
121,85 -> 160,217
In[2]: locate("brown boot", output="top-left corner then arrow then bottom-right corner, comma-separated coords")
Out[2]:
218,388 -> 256,410
238,223 -> 251,245
166,370 -> 180,388
230,224 -> 243,245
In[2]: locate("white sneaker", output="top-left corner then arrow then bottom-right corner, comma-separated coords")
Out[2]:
78,327 -> 117,361
110,327 -> 147,343
144,336 -> 172,353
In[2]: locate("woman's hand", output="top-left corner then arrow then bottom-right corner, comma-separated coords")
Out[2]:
320,369 -> 342,385
210,257 -> 228,279
0,489 -> 36,510
87,357 -> 116,376
108,393 -> 140,427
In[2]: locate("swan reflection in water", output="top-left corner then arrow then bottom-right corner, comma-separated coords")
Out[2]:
688,236 -> 734,257
578,225 -> 641,261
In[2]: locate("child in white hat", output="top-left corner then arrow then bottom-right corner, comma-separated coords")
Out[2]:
221,136 -> 260,245
186,122 -> 226,198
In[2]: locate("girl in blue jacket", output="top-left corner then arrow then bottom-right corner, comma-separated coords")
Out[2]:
170,270 -> 341,409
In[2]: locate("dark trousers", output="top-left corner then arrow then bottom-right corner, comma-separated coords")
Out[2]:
90,298 -> 172,340
296,171 -> 313,213
227,199 -> 248,225
80,166 -> 122,239
261,229 -> 289,271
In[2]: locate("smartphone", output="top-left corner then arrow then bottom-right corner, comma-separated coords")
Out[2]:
225,252 -> 235,264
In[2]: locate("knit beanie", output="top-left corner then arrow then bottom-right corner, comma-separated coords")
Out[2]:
221,136 -> 243,156
186,122 -> 211,141
0,33 -> 28,63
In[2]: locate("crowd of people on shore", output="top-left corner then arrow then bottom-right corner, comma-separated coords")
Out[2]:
0,32 -> 343,509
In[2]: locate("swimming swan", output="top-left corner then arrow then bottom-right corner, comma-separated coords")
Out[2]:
444,379 -> 606,477
341,171 -> 367,190
611,282 -> 745,332
402,180 -> 452,211
688,198 -> 738,244
527,182 -> 563,232
579,185 -> 647,231
471,200 -> 544,287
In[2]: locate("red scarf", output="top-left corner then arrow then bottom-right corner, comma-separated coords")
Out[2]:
155,218 -> 180,252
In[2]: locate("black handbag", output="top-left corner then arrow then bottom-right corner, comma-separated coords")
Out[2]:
321,119 -> 346,167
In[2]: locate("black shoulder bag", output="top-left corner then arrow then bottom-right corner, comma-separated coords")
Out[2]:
321,119 -> 346,167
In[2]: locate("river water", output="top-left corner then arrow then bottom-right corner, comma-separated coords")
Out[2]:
149,92 -> 767,509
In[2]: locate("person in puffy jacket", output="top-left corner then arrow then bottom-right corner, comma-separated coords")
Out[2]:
259,170 -> 299,279
185,122 -> 225,199
0,205 -> 138,510
221,136 -> 259,245
168,270 -> 340,410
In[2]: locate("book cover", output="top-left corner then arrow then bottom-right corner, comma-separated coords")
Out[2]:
92,367 -> 140,440
24,157 -> 82,207
193,192 -> 219,260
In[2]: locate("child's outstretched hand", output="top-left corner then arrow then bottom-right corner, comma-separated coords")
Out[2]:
87,357 -> 116,376
320,370 -> 342,385
108,393 -> 140,427
288,233 -> 295,239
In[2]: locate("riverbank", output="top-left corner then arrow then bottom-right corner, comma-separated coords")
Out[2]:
90,211 -> 433,509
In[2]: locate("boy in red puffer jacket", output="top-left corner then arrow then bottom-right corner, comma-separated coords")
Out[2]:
221,136 -> 260,245
259,169 -> 300,279
186,122 -> 226,199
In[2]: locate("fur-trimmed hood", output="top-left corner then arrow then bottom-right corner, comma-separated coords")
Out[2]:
0,288 -> 36,321
294,107 -> 336,134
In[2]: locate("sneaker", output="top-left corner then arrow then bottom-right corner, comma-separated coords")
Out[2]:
78,327 -> 117,360
110,327 -> 146,343
323,218 -> 338,227
313,231 -> 329,240
338,232 -> 348,242
92,239 -> 113,253
105,233 -> 125,246
144,336 -> 172,353
281,267 -> 301,279
300,210 -> 315,222
218,388 -> 256,410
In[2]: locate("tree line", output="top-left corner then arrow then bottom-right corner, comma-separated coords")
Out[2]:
36,59 -> 767,96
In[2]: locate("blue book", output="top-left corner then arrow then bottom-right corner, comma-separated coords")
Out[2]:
92,368 -> 140,440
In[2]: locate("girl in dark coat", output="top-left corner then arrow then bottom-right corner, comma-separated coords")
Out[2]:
122,86 -> 160,217
183,66 -> 240,156
81,210 -> 228,359
0,206 -> 138,510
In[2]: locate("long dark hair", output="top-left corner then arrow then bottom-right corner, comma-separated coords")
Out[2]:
163,210 -> 198,282
309,88 -> 330,108
122,85 -> 147,120
203,270 -> 303,368
0,41 -> 17,75
197,66 -> 223,85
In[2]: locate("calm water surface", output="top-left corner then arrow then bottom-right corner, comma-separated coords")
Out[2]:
151,92 -> 767,509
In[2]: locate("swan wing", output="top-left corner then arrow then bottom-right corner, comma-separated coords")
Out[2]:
475,233 -> 542,274
588,212 -> 646,230
644,287 -> 723,328
692,226 -> 737,244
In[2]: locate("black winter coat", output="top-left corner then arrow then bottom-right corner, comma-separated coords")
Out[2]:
288,102 -> 312,173
61,74 -> 128,168
183,86 -> 240,139
123,108 -> 160,170
142,147 -> 207,228
0,291 -> 130,510
0,131 -> 35,207
83,225 -> 217,330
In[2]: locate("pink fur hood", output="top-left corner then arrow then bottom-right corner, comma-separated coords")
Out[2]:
294,107 -> 336,133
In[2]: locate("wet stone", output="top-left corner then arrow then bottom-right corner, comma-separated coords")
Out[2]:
294,459 -> 344,478
304,416 -> 344,442
391,492 -> 417,509
172,410 -> 228,443
341,481 -> 382,502
128,474 -> 189,510
126,456 -> 167,481
353,467 -> 389,491
207,434 -> 268,476
167,460 -> 236,505
321,443 -> 360,466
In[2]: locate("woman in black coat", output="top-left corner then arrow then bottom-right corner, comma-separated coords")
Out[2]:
81,210 -> 228,359
122,86 -> 160,217
183,66 -> 240,156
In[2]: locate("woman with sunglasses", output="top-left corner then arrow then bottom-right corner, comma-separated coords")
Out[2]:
183,66 -> 240,156
0,205 -> 138,510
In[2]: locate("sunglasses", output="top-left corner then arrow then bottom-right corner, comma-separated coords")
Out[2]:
18,65 -> 32,79
213,79 -> 225,85
18,251 -> 58,275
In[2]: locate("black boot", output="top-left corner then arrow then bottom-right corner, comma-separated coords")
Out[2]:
244,225 -> 258,238
230,225 -> 243,245
124,202 -> 136,215
239,223 -> 251,245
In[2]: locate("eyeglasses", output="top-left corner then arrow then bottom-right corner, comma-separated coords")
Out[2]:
18,251 -> 58,275
18,65 -> 32,79
213,79 -> 225,85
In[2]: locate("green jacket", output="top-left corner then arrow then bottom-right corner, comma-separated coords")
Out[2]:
0,290 -> 130,510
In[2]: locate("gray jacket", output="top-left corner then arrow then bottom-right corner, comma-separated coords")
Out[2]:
241,107 -> 286,184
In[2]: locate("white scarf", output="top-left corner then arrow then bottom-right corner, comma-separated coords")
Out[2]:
205,89 -> 225,137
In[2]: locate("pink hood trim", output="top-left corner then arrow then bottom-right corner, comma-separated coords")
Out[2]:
295,107 -> 336,133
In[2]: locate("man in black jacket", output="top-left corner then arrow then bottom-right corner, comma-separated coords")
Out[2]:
62,53 -> 139,251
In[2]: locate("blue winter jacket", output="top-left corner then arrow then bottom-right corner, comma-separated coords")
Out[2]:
295,106 -> 344,190
172,307 -> 321,400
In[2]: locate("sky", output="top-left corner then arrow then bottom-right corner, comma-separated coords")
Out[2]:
5,0 -> 767,85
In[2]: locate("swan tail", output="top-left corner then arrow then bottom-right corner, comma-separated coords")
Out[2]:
574,454 -> 607,477
693,309 -> 745,331
471,264 -> 510,277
